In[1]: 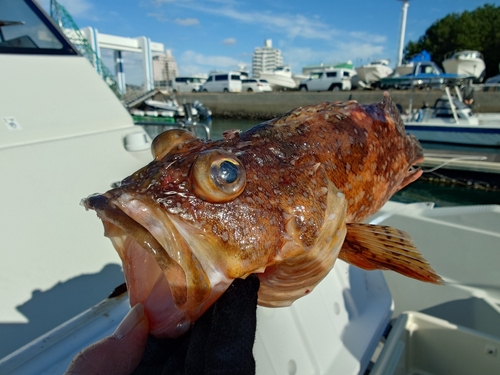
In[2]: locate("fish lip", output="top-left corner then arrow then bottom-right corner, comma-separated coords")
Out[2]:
84,194 -> 168,263
84,193 -> 192,336
84,192 -> 232,338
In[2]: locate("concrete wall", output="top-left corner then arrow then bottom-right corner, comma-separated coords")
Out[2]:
176,90 -> 500,119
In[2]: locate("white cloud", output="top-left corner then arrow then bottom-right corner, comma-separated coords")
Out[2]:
348,31 -> 387,44
174,18 -> 200,26
147,12 -> 168,22
186,6 -> 334,40
178,50 -> 245,75
56,0 -> 93,17
222,38 -> 237,45
162,2 -> 387,44
281,42 -> 387,73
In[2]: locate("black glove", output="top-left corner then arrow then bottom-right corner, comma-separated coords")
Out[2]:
131,274 -> 260,375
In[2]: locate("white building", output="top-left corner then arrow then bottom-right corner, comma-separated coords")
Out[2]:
152,49 -> 179,89
252,39 -> 283,77
80,27 -> 165,94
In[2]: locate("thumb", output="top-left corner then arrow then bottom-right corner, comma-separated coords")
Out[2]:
65,303 -> 149,375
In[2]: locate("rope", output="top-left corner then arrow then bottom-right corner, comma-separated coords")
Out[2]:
422,155 -> 488,173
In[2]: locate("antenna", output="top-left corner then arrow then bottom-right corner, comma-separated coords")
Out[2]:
396,0 -> 410,67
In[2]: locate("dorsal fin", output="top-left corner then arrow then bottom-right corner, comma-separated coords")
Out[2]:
339,223 -> 443,284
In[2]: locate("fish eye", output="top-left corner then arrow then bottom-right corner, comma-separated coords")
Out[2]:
151,129 -> 197,160
212,160 -> 239,184
191,150 -> 246,203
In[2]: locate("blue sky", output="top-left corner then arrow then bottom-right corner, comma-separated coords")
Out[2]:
42,0 -> 498,83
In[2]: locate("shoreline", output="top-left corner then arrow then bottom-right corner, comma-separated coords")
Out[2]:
175,90 -> 500,119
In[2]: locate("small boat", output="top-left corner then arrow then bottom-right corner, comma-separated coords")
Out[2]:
402,83 -> 500,147
144,98 -> 185,118
442,50 -> 486,83
355,59 -> 393,86
257,66 -> 297,90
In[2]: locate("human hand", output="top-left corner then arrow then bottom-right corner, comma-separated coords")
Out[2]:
131,275 -> 260,375
65,275 -> 259,375
64,303 -> 149,375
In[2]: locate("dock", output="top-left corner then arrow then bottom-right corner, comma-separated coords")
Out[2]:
419,148 -> 500,189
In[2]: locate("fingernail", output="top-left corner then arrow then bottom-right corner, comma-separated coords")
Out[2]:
113,303 -> 145,339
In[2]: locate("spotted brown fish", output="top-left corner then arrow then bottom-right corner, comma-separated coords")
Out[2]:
83,93 -> 442,338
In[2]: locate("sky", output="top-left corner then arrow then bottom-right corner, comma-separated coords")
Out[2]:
41,0 -> 499,85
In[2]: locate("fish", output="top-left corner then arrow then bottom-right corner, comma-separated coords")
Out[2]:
83,93 -> 442,338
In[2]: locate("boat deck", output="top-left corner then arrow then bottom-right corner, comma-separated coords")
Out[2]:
421,148 -> 500,173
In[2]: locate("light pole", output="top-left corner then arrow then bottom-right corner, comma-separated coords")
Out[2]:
396,0 -> 410,67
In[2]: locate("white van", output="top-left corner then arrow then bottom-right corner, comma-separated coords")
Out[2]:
172,76 -> 206,93
201,72 -> 242,92
298,69 -> 352,91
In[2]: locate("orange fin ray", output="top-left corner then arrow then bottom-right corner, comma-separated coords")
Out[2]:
339,223 -> 443,284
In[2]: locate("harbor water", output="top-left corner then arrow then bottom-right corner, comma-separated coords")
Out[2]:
208,118 -> 500,207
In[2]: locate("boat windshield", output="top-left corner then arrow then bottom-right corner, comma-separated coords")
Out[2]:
0,0 -> 77,55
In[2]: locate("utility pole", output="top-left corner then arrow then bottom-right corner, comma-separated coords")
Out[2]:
396,0 -> 410,67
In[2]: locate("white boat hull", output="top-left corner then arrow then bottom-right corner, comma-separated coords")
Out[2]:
442,56 -> 485,81
395,64 -> 414,76
405,122 -> 500,147
257,72 -> 297,89
356,65 -> 393,85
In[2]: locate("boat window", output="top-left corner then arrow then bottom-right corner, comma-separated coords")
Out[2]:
0,0 -> 78,55
419,65 -> 434,74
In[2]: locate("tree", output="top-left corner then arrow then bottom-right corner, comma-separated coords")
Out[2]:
404,4 -> 500,79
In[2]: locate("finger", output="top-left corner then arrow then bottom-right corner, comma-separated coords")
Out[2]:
65,303 -> 149,375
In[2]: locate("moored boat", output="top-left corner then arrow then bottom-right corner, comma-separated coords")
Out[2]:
401,85 -> 500,147
356,59 -> 393,86
257,65 -> 297,90
442,50 -> 486,83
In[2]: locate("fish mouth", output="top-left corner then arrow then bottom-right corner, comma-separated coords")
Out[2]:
84,193 -> 232,338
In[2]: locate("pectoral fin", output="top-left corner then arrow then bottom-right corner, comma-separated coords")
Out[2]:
339,223 -> 443,284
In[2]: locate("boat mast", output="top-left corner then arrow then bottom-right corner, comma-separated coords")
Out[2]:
396,0 -> 410,67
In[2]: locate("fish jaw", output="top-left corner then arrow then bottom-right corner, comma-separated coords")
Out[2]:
84,193 -> 233,338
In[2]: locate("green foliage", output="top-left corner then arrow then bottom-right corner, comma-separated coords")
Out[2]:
404,4 -> 500,79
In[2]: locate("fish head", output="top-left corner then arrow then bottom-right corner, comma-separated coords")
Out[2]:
83,129 -> 348,337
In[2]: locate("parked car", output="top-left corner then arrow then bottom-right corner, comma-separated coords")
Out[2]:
298,69 -> 351,91
172,76 -> 206,92
200,72 -> 242,92
242,78 -> 272,92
